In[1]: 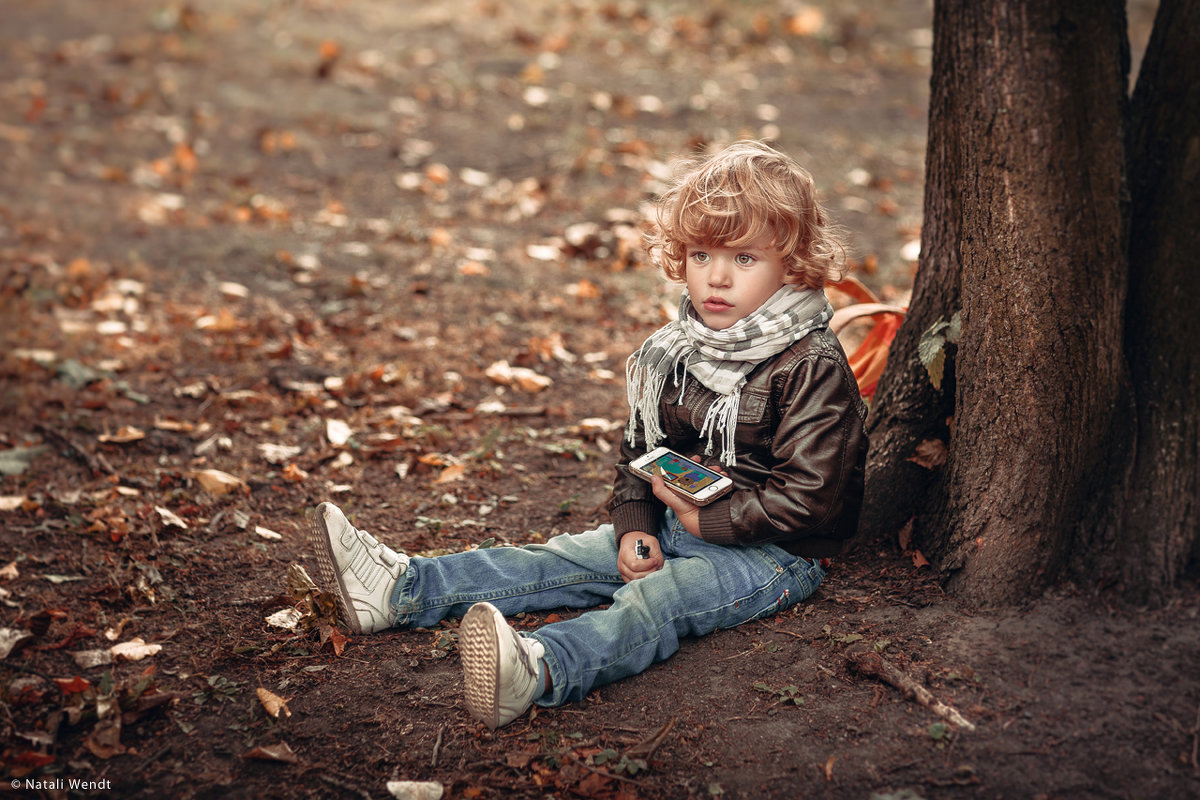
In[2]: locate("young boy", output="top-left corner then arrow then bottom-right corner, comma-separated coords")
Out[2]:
308,140 -> 867,730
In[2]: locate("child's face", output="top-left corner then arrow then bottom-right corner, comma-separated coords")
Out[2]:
684,233 -> 788,330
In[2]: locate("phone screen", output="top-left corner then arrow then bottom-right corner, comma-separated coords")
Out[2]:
648,452 -> 723,495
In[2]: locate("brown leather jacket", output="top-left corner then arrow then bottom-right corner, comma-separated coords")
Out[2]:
609,327 -> 867,558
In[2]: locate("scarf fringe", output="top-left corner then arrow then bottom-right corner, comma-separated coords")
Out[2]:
625,286 -> 832,467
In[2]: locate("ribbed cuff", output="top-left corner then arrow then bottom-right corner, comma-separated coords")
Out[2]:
699,499 -> 738,546
610,500 -> 661,543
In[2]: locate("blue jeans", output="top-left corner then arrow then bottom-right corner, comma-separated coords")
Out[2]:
389,510 -> 826,706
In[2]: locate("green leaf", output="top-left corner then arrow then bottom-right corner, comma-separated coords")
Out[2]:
918,312 -> 961,391
918,318 -> 948,368
946,310 -> 962,343
927,721 -> 951,741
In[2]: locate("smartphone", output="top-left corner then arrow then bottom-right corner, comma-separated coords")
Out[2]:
628,446 -> 734,506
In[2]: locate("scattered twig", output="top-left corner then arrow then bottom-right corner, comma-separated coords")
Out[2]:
846,650 -> 976,732
431,724 -> 445,768
718,642 -> 763,661
624,717 -> 674,760
35,424 -> 117,476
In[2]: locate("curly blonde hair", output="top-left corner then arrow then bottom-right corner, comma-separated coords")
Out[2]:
647,140 -> 846,290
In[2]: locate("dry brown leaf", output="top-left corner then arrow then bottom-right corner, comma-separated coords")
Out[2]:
154,505 -> 188,529
433,463 -> 466,484
153,418 -> 195,432
256,687 -> 292,718
457,260 -> 489,276
282,463 -> 309,483
785,6 -> 825,36
907,439 -> 947,470
98,425 -> 146,444
110,637 -> 162,661
244,741 -> 299,764
191,468 -> 249,496
85,717 -> 126,759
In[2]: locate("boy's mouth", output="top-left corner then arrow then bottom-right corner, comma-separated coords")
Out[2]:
703,297 -> 733,313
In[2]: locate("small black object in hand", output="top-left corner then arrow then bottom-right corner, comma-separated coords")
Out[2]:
635,539 -> 651,559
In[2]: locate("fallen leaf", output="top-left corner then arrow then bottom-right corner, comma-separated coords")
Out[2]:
265,608 -> 302,631
824,754 -> 836,781
244,741 -> 299,764
85,717 -> 125,759
254,525 -> 283,541
1,628 -> 33,659
258,442 -> 302,464
457,260 -> 489,276
907,439 -> 947,469
0,560 -> 18,580
153,418 -> 195,432
110,637 -> 162,661
155,506 -> 188,529
191,468 -> 249,496
786,6 -> 826,37
0,495 -> 27,511
54,676 -> 91,694
484,360 -> 552,392
433,463 -> 466,484
326,419 -> 353,446
282,463 -> 309,482
256,687 -> 292,718
912,550 -> 930,568
386,781 -> 444,800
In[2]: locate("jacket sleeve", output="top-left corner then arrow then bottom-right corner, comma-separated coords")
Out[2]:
697,349 -> 866,552
607,418 -> 666,544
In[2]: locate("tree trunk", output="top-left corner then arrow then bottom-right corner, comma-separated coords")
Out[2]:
864,0 -> 1135,606
1115,0 -> 1200,602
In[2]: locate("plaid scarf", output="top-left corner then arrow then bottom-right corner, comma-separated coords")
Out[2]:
625,286 -> 833,466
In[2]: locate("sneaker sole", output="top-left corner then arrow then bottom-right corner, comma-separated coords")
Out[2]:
459,603 -> 502,729
307,504 -> 363,636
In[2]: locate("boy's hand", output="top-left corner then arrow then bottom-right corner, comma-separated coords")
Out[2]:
618,533 -> 663,582
650,471 -> 704,538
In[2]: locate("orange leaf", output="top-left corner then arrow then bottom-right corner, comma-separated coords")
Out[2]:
847,313 -> 904,397
434,463 -> 466,484
827,276 -> 880,305
54,676 -> 91,694
911,550 -> 930,568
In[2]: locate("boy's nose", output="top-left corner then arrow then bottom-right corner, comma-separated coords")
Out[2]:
709,260 -> 732,286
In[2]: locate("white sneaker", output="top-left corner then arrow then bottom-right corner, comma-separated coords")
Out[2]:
308,502 -> 409,635
459,602 -> 546,730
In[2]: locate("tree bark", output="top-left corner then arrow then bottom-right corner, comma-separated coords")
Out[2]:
864,0 -> 1135,606
859,0 -> 964,547
1116,0 -> 1200,602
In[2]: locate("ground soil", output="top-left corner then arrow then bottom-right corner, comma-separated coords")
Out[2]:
2,1 -> 1197,799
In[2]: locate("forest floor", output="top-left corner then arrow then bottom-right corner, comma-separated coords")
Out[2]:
2,1 -> 1197,798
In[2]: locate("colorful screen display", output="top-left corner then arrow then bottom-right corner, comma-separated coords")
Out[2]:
650,452 -> 721,494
